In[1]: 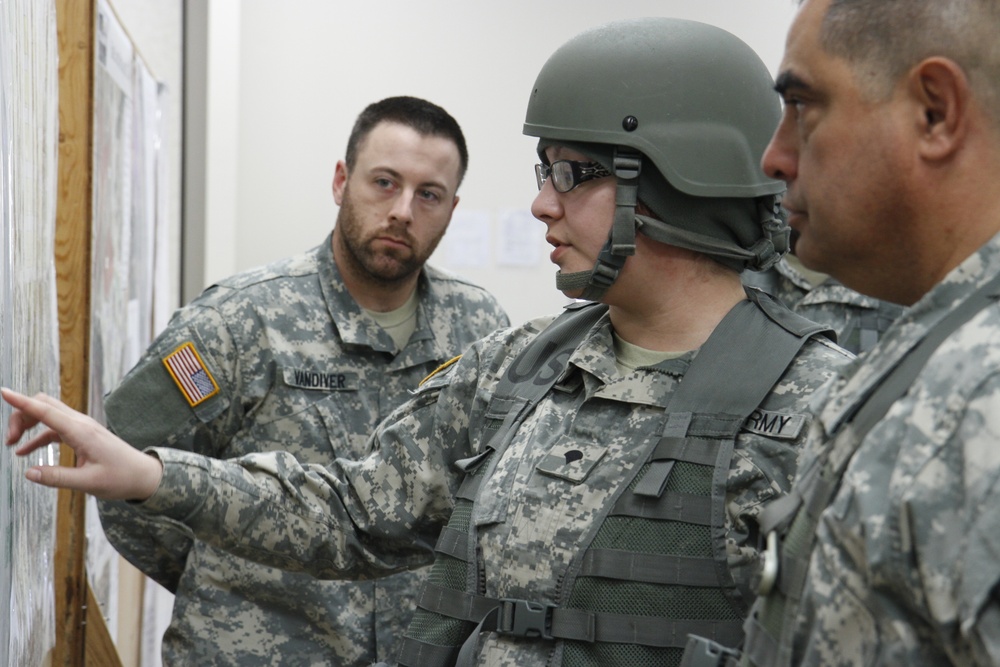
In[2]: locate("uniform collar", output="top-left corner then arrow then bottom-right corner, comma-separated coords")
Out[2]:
819,229 -> 1000,434
318,233 -> 447,366
566,309 -> 694,408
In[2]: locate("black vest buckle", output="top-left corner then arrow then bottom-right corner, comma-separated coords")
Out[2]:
497,599 -> 555,640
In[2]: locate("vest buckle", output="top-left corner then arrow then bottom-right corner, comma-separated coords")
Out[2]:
498,598 -> 555,640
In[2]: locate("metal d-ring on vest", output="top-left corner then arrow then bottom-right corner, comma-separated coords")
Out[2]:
397,288 -> 832,667
740,272 -> 1000,667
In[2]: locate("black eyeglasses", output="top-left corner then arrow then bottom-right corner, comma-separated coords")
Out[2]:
534,160 -> 611,193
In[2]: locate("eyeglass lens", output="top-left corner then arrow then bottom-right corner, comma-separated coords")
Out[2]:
534,160 -> 610,193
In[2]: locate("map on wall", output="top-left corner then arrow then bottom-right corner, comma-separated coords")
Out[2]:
87,0 -> 170,641
0,0 -> 61,664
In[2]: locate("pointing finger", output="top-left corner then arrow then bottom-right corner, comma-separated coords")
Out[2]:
2,389 -> 81,445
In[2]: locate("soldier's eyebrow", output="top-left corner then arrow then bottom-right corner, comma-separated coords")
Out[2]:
774,70 -> 811,97
372,165 -> 449,194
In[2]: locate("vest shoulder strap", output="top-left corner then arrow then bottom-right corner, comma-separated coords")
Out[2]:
456,302 -> 607,501
745,285 -> 835,341
668,291 -> 831,419
490,300 -> 606,403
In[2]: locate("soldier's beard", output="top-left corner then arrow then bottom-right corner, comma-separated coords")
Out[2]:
335,189 -> 440,287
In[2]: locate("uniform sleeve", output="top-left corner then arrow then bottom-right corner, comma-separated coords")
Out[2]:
134,336 -> 490,580
96,501 -> 195,592
949,376 -> 1000,664
966,531 -> 1000,666
97,301 -> 243,590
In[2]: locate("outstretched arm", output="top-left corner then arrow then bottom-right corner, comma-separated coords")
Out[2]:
2,327 -> 504,579
3,388 -> 163,500
2,332 -> 486,579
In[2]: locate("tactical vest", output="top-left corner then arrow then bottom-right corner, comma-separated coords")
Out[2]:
397,288 -> 832,667
744,268 -> 902,354
734,273 -> 1000,667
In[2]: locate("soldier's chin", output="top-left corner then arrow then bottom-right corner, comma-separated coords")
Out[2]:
366,258 -> 420,284
558,287 -> 586,300
788,235 -> 828,275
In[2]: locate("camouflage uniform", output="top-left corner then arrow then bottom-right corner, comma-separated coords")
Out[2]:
132,298 -> 851,666
742,233 -> 1000,665
98,234 -> 509,666
743,256 -> 903,354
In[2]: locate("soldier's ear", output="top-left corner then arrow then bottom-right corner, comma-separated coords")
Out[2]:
333,160 -> 349,206
909,57 -> 970,163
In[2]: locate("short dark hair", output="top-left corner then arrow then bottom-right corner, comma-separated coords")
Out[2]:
812,0 -> 1000,125
344,96 -> 469,186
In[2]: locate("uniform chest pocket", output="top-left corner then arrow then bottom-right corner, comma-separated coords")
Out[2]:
473,437 -> 610,528
250,368 -> 359,425
243,367 -> 364,460
535,438 -> 608,484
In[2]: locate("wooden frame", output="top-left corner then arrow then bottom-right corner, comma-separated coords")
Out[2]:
54,0 -> 123,664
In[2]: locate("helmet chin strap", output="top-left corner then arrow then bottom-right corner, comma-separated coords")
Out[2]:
555,269 -> 593,292
632,196 -> 789,271
554,237 -> 626,300
555,149 -> 642,301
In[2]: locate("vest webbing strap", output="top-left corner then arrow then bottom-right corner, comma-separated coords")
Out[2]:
651,436 -> 722,466
610,490 -> 714,524
434,526 -> 470,562
417,582 -> 506,627
397,638 -> 458,667
580,548 -> 722,587
418,582 -> 746,652
549,611 -> 744,649
455,471 -> 482,501
742,271 -> 1000,667
635,436 -> 723,497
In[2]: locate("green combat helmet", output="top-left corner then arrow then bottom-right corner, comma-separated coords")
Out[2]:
524,17 -> 789,300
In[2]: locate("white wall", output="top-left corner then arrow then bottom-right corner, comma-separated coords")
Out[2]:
203,0 -> 242,283
219,0 -> 800,326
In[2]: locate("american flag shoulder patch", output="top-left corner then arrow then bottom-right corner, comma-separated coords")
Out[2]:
162,342 -> 220,407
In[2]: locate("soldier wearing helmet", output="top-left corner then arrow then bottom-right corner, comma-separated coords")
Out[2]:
523,17 -> 792,301
3,17 -> 853,667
